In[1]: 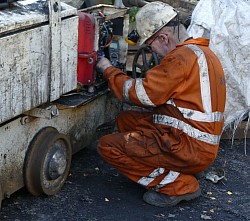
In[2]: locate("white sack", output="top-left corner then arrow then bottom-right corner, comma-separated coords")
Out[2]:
188,0 -> 250,130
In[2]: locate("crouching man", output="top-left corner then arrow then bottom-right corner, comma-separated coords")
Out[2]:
96,1 -> 226,207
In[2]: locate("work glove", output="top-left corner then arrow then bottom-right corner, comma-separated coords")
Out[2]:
96,57 -> 112,74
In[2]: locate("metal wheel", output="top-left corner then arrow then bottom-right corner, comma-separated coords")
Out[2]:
132,45 -> 160,78
24,127 -> 72,196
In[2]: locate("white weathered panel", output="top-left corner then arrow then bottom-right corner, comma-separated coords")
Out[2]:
49,0 -> 62,101
49,0 -> 78,101
0,25 -> 50,124
60,16 -> 78,95
0,93 -> 119,201
0,1 -> 77,35
0,0 -> 77,34
0,12 -> 46,34
0,2 -> 48,35
49,1 -> 78,101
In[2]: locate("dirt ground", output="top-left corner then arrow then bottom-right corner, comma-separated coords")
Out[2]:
0,136 -> 249,221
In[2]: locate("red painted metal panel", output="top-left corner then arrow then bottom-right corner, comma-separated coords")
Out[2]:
77,12 -> 96,86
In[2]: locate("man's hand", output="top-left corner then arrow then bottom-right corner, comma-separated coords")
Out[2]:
96,57 -> 112,74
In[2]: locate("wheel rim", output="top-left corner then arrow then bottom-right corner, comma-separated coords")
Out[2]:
41,134 -> 71,194
24,127 -> 72,196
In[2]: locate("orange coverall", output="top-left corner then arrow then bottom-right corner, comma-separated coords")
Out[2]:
98,38 -> 226,196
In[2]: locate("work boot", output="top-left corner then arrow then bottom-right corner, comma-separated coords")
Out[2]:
143,188 -> 201,207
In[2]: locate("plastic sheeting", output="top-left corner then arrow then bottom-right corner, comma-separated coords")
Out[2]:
188,0 -> 250,130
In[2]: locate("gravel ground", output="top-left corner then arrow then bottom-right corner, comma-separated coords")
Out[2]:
0,138 -> 249,221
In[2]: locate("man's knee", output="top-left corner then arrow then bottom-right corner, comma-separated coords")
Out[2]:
97,133 -> 124,158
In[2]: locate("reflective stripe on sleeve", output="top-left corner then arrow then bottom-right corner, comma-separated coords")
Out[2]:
135,78 -> 156,107
153,114 -> 221,145
185,44 -> 212,113
123,79 -> 133,103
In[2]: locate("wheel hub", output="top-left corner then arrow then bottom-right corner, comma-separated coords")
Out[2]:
47,148 -> 67,180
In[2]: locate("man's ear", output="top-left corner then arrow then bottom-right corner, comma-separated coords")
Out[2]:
159,33 -> 168,43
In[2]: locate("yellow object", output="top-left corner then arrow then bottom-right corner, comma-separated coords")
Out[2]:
125,37 -> 137,46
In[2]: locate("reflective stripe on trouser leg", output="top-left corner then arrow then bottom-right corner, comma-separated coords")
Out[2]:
98,132 -> 200,196
137,169 -> 179,188
157,173 -> 200,196
137,169 -> 200,196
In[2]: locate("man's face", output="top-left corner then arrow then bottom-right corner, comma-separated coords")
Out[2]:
145,33 -> 172,57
